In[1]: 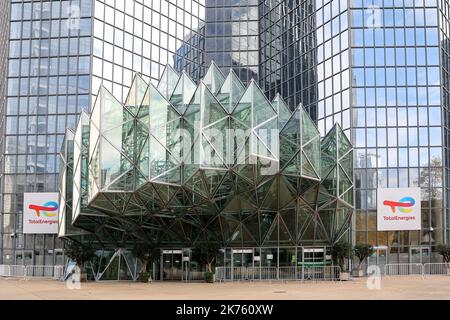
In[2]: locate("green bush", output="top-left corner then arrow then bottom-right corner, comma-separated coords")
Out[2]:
437,244 -> 450,263
353,244 -> 374,270
331,241 -> 353,272
204,271 -> 214,283
139,271 -> 151,283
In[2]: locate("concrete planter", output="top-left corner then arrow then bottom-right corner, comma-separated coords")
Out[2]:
352,269 -> 365,277
340,272 -> 351,281
80,273 -> 88,283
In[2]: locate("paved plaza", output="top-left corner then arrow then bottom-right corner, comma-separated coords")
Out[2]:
0,276 -> 449,300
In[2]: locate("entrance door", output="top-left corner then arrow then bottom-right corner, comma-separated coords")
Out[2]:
368,246 -> 388,271
410,246 -> 431,264
232,249 -> 253,280
161,250 -> 183,281
15,250 -> 33,265
302,248 -> 325,266
302,248 -> 326,280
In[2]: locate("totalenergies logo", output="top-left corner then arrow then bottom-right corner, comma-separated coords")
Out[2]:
28,201 -> 59,218
383,197 -> 415,214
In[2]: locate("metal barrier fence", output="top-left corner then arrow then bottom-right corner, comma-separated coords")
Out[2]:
186,270 -> 204,281
0,265 -> 64,280
424,263 -> 450,276
0,265 -> 26,277
215,266 -> 340,282
384,263 -> 424,276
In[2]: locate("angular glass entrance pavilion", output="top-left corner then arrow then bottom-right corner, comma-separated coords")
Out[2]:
58,62 -> 354,280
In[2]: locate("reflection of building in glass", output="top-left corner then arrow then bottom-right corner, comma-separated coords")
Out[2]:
58,63 -> 354,280
350,2 -> 446,263
259,0 -> 320,118
0,0 -> 206,267
204,0 -> 259,85
259,0 -> 449,264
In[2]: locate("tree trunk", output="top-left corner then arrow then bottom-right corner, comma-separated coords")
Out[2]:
141,261 -> 148,273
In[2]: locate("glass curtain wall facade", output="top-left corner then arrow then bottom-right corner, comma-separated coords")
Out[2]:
91,0 -> 206,105
204,0 -> 259,85
0,0 -> 10,266
0,0 -> 206,266
2,0 -> 94,266
258,0 -> 449,263
440,0 -> 450,244
350,0 -> 445,264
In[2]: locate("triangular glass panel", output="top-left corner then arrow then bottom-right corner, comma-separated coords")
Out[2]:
278,178 -> 295,209
101,88 -> 125,132
184,171 -> 209,198
280,207 -> 296,241
153,166 -> 182,185
142,84 -> 180,130
340,151 -> 353,179
125,74 -> 148,115
100,138 -> 131,189
338,166 -> 353,198
272,94 -> 292,130
232,84 -> 252,128
300,106 -> 319,146
263,216 -> 278,243
336,124 -> 352,158
149,135 -> 179,179
201,83 -> 228,127
254,116 -> 279,160
301,152 -> 320,179
280,108 -> 300,145
203,61 -> 225,94
243,214 -> 260,245
157,65 -> 179,100
260,179 -> 278,210
218,69 -> 245,112
108,169 -> 135,191
251,81 -> 277,126
169,72 -> 197,115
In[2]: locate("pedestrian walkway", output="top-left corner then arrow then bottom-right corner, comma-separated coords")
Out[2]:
0,276 -> 449,300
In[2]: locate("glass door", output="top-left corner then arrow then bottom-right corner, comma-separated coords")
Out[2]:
302,248 -> 325,280
368,246 -> 388,272
15,250 -> 33,265
232,249 -> 253,280
410,246 -> 431,264
302,248 -> 325,266
161,250 -> 183,281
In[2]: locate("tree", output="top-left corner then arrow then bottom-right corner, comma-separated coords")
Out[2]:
353,244 -> 374,270
437,244 -> 450,263
331,241 -> 353,271
192,242 -> 221,274
132,242 -> 159,274
64,240 -> 96,271
417,158 -> 442,200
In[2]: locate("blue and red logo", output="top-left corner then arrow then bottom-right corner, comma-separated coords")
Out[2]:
28,201 -> 59,218
383,197 -> 415,214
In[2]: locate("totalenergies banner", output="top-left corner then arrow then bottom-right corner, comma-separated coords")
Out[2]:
377,188 -> 421,231
23,193 -> 59,234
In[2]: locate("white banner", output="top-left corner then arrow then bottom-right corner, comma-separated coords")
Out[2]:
23,193 -> 59,234
377,188 -> 421,231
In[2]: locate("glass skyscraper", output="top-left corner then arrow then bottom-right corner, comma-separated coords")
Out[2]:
0,0 -> 205,266
1,0 -> 450,270
258,0 -> 448,265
